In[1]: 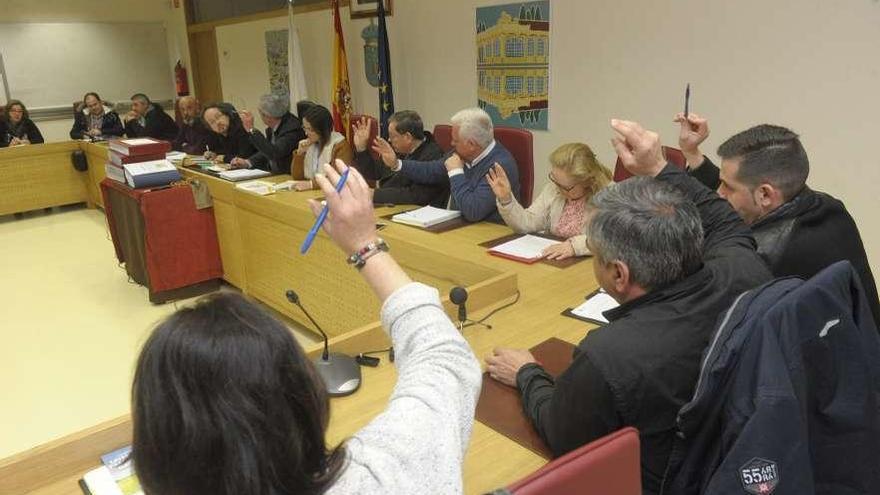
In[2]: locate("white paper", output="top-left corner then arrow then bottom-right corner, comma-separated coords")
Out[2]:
489,234 -> 560,260
235,181 -> 274,195
392,206 -> 461,228
570,290 -> 619,324
219,169 -> 271,181
123,159 -> 175,176
120,138 -> 158,146
82,466 -> 125,495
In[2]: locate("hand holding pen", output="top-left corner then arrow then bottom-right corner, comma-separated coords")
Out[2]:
304,159 -> 377,255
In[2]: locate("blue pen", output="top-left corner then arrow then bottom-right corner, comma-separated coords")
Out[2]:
300,168 -> 350,254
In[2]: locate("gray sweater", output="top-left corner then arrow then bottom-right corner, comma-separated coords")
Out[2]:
327,282 -> 483,494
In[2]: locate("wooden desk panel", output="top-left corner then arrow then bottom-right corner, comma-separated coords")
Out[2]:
81,142 -> 110,208
0,142 -> 90,215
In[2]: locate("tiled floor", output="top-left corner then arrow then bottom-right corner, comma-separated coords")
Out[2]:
0,205 -> 319,459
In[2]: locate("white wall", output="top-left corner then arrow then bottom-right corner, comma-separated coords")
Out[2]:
213,0 -> 880,276
2,0 -> 191,143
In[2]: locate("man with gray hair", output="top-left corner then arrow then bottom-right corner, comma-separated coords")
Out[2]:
374,107 -> 519,222
234,93 -> 305,173
485,119 -> 770,493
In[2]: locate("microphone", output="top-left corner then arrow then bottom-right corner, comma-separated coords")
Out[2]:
449,286 -> 491,331
450,286 -> 468,330
285,289 -> 361,397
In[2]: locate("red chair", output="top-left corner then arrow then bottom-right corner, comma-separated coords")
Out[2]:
502,427 -> 641,495
613,146 -> 687,182
432,123 -> 535,206
349,113 -> 379,160
433,123 -> 453,153
494,126 -> 534,207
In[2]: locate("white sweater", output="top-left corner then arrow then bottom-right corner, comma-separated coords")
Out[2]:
327,283 -> 482,495
497,183 -> 591,256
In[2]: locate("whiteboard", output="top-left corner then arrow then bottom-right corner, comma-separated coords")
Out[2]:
0,22 -> 175,109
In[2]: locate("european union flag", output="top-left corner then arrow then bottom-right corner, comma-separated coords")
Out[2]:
377,0 -> 394,139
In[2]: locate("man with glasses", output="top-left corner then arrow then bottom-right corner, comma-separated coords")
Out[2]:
352,110 -> 446,206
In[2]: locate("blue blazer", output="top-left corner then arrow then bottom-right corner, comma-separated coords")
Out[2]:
399,141 -> 519,223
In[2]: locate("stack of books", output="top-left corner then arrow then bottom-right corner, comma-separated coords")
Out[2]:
105,138 -> 179,188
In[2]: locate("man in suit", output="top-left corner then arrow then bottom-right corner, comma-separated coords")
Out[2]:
233,93 -> 305,174
373,107 -> 519,222
353,110 -> 446,207
172,96 -> 216,155
677,112 -> 880,327
124,93 -> 178,141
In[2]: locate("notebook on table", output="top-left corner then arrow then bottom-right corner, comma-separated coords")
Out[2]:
383,206 -> 470,233
475,337 -> 576,459
479,233 -> 588,268
561,288 -> 620,325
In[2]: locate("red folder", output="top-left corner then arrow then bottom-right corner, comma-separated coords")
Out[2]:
109,138 -> 172,157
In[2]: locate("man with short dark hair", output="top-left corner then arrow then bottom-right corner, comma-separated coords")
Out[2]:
676,112 -> 880,326
485,119 -> 771,493
233,93 -> 305,173
352,110 -> 446,206
124,93 -> 178,141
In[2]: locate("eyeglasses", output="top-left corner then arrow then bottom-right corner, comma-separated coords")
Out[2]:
548,173 -> 580,192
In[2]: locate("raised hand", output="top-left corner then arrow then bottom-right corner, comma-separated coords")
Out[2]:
610,119 -> 666,178
371,136 -> 397,168
673,112 -> 709,167
486,163 -> 513,203
239,110 -> 255,132
306,159 -> 378,255
353,116 -> 371,152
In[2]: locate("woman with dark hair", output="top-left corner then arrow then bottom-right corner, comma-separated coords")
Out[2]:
200,103 -> 256,164
291,104 -> 354,190
69,92 -> 125,139
2,100 -> 44,146
132,160 -> 481,494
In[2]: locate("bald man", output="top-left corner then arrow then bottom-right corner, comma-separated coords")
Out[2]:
172,96 -> 217,155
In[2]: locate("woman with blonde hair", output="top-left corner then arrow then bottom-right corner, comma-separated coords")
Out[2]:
487,142 -> 611,260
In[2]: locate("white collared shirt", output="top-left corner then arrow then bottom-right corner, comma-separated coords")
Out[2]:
447,140 -> 496,178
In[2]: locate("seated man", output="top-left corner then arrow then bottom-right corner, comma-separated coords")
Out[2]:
676,112 -> 880,327
201,103 -> 257,164
123,93 -> 178,141
172,96 -> 216,155
485,120 -> 771,494
69,92 -> 124,140
353,110 -> 446,206
233,93 -> 305,173
375,107 -> 518,222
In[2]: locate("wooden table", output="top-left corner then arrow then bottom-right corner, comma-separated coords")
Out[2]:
0,142 -> 91,215
0,147 -> 601,495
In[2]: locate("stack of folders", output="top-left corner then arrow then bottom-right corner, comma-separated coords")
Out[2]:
80,445 -> 143,495
106,138 -> 178,188
391,205 -> 461,228
488,234 -> 561,264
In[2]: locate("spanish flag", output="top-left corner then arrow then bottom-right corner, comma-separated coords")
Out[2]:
330,0 -> 353,138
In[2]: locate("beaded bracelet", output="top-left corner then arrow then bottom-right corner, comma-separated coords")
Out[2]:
346,238 -> 389,270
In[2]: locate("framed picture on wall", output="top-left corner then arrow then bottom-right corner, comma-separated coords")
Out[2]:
349,0 -> 392,19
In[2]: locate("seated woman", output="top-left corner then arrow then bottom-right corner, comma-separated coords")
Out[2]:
2,100 -> 44,147
131,160 -> 481,494
200,103 -> 256,164
69,92 -> 125,140
291,105 -> 354,190
487,142 -> 612,260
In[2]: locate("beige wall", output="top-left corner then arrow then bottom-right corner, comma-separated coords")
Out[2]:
214,0 -> 880,276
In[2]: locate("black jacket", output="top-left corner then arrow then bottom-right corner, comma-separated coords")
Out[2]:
691,157 -> 880,329
211,115 -> 257,164
663,261 -> 880,494
124,103 -> 178,141
69,106 -> 124,139
172,118 -> 218,156
247,112 -> 305,174
354,131 -> 447,206
2,118 -> 44,146
515,164 -> 772,494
